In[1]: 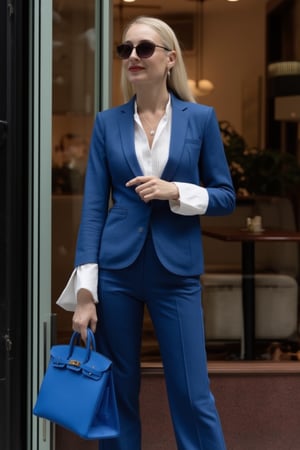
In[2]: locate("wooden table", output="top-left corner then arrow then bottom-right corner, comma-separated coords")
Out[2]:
202,227 -> 300,360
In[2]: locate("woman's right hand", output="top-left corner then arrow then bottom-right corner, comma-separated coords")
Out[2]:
72,288 -> 98,342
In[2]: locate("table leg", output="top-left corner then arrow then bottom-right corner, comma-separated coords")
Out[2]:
241,241 -> 255,360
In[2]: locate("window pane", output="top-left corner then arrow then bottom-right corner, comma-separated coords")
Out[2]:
52,0 -> 95,343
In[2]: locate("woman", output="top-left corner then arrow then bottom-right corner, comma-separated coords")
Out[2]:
57,16 -> 235,450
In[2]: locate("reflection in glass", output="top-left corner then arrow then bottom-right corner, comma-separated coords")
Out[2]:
52,132 -> 88,194
52,1 -> 95,350
52,0 -> 95,196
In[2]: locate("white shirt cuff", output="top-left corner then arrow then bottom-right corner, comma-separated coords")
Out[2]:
56,263 -> 99,312
169,182 -> 209,215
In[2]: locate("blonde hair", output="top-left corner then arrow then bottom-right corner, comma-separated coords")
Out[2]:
119,16 -> 196,103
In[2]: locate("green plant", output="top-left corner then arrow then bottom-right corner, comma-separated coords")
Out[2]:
219,121 -> 300,197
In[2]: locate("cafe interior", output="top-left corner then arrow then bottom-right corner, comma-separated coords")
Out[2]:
52,1 -> 300,447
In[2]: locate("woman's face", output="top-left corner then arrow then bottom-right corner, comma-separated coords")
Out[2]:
122,23 -> 175,89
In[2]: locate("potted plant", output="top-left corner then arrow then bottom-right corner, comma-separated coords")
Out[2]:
219,121 -> 300,198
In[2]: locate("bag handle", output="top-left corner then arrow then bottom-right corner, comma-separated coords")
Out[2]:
67,328 -> 96,363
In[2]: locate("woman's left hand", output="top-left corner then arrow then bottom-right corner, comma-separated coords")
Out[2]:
126,176 -> 179,203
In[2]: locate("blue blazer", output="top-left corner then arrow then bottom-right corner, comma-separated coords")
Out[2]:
75,93 -> 235,276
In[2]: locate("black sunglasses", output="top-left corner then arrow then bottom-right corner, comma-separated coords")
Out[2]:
116,41 -> 171,59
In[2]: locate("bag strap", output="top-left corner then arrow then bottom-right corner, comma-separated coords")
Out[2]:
87,328 -> 96,350
67,328 -> 96,363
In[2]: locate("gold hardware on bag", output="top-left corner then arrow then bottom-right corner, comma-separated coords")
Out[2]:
69,359 -> 81,367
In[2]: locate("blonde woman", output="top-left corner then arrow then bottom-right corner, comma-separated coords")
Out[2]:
58,16 -> 235,450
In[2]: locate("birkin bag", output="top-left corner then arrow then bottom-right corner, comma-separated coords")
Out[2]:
33,328 -> 120,440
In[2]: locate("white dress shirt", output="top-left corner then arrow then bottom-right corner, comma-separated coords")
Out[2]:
56,96 -> 209,311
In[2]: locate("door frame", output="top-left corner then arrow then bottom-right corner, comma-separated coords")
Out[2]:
27,1 -> 112,449
27,0 -> 53,448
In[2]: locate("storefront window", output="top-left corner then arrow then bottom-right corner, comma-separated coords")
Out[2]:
51,0 -> 299,364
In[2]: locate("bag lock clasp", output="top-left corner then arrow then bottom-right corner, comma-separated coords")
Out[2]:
69,359 -> 81,367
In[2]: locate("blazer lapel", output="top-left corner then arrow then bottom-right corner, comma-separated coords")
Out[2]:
119,98 -> 144,177
161,94 -> 189,181
118,94 -> 189,180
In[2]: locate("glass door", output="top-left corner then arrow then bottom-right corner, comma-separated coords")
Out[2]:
29,1 -> 112,449
51,0 -> 97,347
51,0 -> 112,344
51,0 -> 111,447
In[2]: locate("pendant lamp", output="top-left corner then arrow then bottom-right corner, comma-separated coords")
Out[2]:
188,0 -> 214,98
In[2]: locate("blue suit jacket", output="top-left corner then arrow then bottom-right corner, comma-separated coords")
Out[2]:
75,93 -> 235,276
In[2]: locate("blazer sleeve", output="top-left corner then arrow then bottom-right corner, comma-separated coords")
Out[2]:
199,107 -> 236,215
75,113 -> 111,266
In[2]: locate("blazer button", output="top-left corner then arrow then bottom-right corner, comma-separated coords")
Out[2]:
138,227 -> 144,233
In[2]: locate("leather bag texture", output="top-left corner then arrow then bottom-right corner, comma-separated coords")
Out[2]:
33,328 -> 120,440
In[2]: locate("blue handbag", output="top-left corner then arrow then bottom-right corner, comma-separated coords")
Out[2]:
33,328 -> 120,440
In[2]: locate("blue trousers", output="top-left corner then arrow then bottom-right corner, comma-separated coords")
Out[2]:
96,233 -> 226,450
